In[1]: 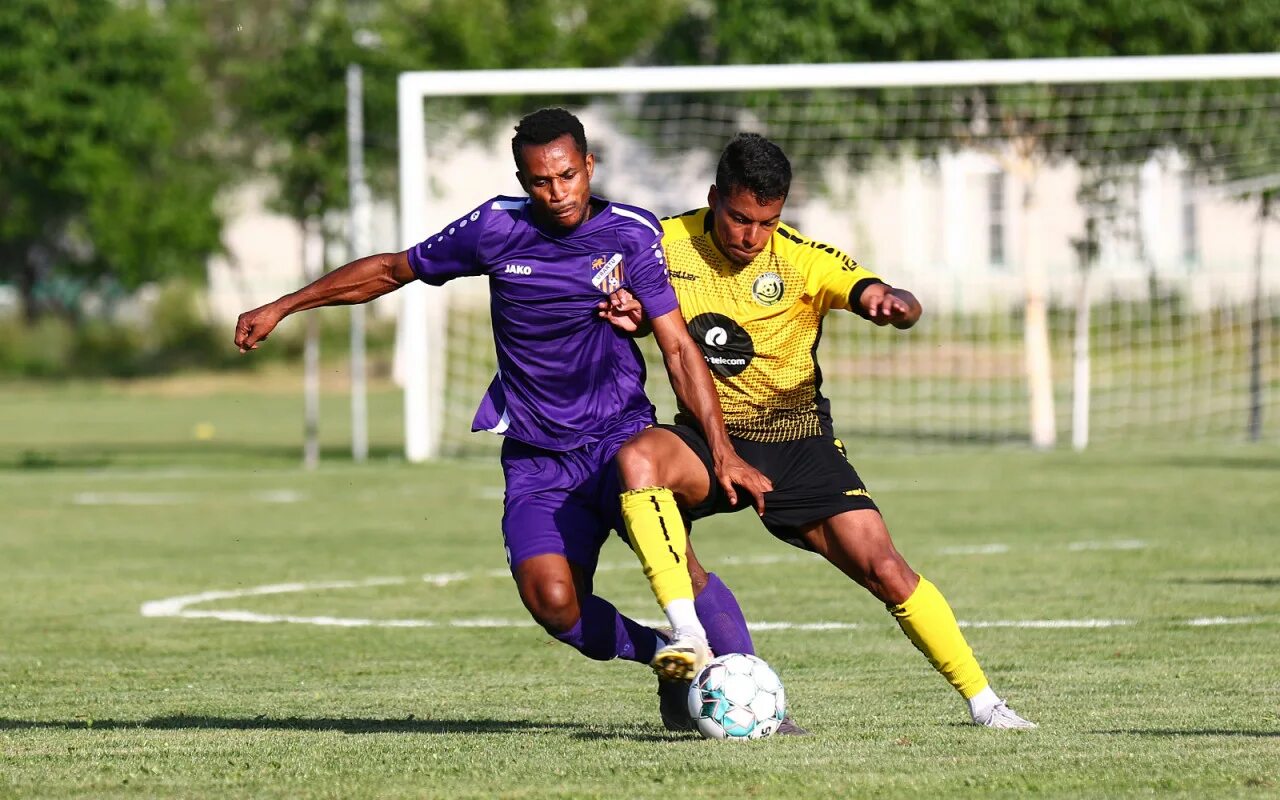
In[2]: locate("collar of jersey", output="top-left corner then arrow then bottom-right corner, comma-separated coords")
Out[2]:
528,195 -> 611,239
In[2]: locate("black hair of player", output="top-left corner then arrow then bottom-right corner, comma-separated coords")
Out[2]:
715,133 -> 792,203
511,108 -> 588,171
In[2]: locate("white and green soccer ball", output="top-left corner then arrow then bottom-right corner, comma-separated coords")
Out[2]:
687,653 -> 786,740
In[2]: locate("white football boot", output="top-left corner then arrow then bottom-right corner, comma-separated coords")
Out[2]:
972,701 -> 1038,729
650,630 -> 710,683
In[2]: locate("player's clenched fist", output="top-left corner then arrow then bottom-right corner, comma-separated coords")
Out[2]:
235,303 -> 284,353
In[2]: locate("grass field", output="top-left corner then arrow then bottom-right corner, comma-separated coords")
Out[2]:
2,376 -> 1279,798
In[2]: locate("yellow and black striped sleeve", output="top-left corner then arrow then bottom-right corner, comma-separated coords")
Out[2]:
776,224 -> 884,317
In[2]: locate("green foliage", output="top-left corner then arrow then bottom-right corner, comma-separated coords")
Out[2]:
649,1 -> 1280,196
0,0 -> 226,320
0,317 -> 77,378
383,0 -> 682,70
390,0 -> 688,145
0,284 -> 398,380
0,281 -> 224,378
235,8 -> 398,227
223,0 -> 686,259
669,0 -> 1280,64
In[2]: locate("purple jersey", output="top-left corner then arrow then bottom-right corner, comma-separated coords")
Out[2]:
407,195 -> 678,452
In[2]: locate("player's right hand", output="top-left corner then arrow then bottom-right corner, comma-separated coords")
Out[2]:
596,288 -> 647,334
713,452 -> 773,516
234,304 -> 284,353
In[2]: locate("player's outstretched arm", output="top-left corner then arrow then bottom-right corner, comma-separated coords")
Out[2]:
649,309 -> 773,513
859,283 -> 923,329
235,251 -> 416,353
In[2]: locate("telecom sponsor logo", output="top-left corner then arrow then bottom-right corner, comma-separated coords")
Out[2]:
688,312 -> 755,378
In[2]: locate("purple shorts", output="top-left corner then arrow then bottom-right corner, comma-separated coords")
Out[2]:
499,416 -> 649,575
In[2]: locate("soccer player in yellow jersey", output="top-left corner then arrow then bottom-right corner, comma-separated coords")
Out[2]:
610,133 -> 1036,730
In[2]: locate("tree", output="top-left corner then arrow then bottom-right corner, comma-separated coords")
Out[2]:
661,0 -> 1279,64
0,0 -> 225,322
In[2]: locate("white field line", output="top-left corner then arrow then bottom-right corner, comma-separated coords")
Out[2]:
937,544 -> 1011,556
958,618 -> 1131,629
75,492 -> 192,506
141,563 -> 1269,632
1185,616 -> 1264,626
1066,539 -> 1148,551
1,462 -> 427,484
73,490 -> 302,506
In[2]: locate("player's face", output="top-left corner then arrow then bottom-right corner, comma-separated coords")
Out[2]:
517,134 -> 595,231
708,185 -> 784,266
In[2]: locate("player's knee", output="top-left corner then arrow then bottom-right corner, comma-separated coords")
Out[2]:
521,577 -> 580,634
865,554 -> 917,605
615,433 -> 665,488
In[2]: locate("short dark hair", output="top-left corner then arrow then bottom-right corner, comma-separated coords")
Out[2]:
511,108 -> 588,170
715,133 -> 791,203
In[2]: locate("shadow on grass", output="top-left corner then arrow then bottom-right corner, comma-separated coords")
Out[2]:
1161,455 -> 1280,472
1095,728 -> 1280,739
1171,577 -> 1280,588
0,715 -> 682,741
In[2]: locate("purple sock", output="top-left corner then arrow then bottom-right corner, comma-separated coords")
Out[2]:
696,572 -> 755,656
551,594 -> 658,663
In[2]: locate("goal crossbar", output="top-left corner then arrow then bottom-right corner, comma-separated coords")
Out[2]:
399,53 -> 1280,97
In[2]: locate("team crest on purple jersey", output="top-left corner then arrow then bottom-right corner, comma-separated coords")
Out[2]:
590,252 -> 625,293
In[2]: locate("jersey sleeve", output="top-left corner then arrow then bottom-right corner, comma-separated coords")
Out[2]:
800,240 -> 884,317
406,202 -> 490,286
618,208 -> 679,320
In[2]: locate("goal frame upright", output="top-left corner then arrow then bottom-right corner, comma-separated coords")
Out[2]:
397,53 -> 1280,462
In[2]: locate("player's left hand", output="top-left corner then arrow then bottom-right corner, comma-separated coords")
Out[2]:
597,288 -> 647,333
712,452 -> 773,516
864,285 -> 921,329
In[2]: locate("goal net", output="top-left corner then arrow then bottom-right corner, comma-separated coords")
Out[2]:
395,55 -> 1280,460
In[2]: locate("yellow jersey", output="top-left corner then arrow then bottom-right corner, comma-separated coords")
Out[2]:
661,208 -> 883,442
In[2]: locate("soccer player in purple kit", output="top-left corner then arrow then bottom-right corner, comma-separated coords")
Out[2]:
233,108 -> 770,723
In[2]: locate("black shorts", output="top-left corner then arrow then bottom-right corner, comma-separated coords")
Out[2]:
663,423 -> 880,551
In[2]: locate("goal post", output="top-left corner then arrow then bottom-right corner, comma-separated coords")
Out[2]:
396,54 -> 1280,461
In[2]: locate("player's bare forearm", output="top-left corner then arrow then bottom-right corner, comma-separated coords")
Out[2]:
651,312 -> 729,445
650,311 -> 773,510
860,283 -> 923,329
672,340 -> 733,454
235,251 -> 415,352
278,251 -> 415,315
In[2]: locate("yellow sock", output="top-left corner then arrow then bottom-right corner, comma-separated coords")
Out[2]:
888,576 -> 989,700
620,487 -> 694,608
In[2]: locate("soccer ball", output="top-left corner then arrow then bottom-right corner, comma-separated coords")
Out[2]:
686,653 -> 786,740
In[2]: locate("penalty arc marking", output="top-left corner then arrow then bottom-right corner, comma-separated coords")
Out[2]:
140,552 -> 1272,632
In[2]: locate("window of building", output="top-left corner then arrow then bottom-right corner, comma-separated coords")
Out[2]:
987,171 -> 1005,267
1181,175 -> 1198,267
